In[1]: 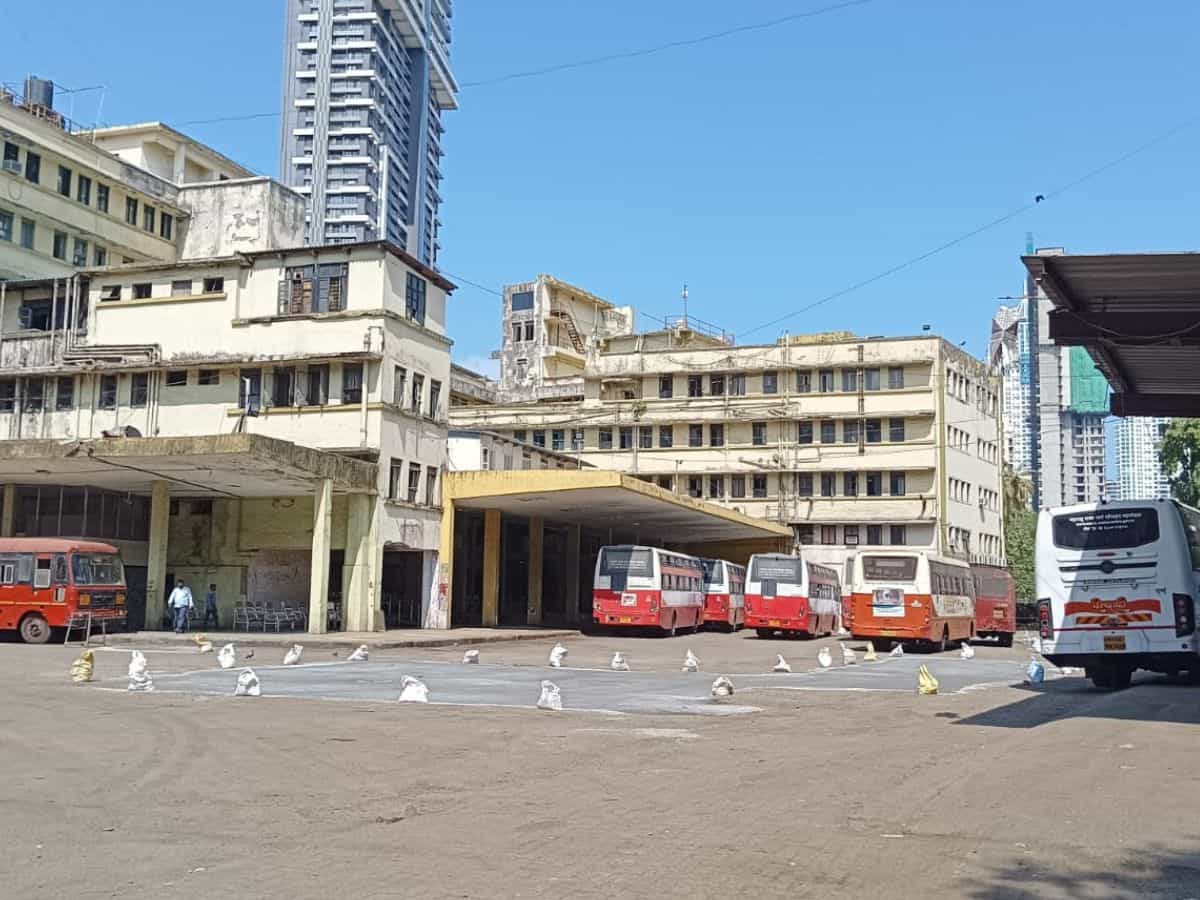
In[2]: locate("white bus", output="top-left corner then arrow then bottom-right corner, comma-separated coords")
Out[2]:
1035,499 -> 1200,689
592,545 -> 705,635
700,558 -> 746,631
744,553 -> 841,639
848,551 -> 975,651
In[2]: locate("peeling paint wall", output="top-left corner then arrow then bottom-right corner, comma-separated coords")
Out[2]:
176,179 -> 306,259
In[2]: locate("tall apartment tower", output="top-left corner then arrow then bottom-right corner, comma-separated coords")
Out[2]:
279,0 -> 457,264
1116,417 -> 1171,501
988,300 -> 1033,478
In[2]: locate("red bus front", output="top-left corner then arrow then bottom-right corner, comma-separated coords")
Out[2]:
0,540 -> 127,643
972,566 -> 1016,646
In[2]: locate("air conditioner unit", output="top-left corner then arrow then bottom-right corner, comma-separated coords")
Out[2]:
1,160 -> 20,173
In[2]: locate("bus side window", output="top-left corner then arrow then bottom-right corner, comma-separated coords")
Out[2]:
0,558 -> 14,585
34,558 -> 52,589
17,555 -> 33,584
52,554 -> 68,584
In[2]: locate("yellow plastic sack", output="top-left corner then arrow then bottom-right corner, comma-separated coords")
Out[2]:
192,632 -> 209,647
70,649 -> 94,684
864,642 -> 878,662
917,664 -> 939,695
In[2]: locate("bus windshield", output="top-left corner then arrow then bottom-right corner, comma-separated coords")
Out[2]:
700,559 -> 722,584
1051,508 -> 1159,550
72,553 -> 125,586
599,548 -> 653,577
862,556 -> 918,581
750,557 -> 803,584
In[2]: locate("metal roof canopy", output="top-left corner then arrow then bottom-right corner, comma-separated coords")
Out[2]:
0,433 -> 377,498
1024,252 -> 1200,416
445,470 -> 793,544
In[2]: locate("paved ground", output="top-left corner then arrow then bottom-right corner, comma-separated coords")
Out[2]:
4,629 -> 1199,899
100,625 -> 577,651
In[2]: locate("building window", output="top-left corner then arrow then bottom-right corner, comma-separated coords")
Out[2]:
730,373 -> 746,395
752,474 -> 767,499
844,525 -> 860,546
96,183 -> 109,213
866,472 -> 882,497
820,473 -> 836,497
510,290 -> 534,311
687,375 -> 702,397
687,476 -> 702,498
511,322 -> 523,343
708,475 -> 724,499
798,421 -> 813,444
130,373 -> 149,408
689,424 -> 703,447
889,418 -> 905,442
170,279 -> 193,297
1,141 -> 15,167
426,467 -> 439,506
820,420 -> 836,444
867,525 -> 883,545
818,369 -> 834,392
23,151 -> 40,184
710,374 -> 725,396
389,459 -> 404,499
638,425 -> 653,449
523,320 -> 534,341
888,366 -> 905,389
238,369 -> 262,412
19,218 -> 34,249
659,425 -> 673,448
842,369 -> 858,392
71,238 -> 88,266
76,175 -> 92,205
533,430 -> 546,448
280,264 -> 347,314
763,371 -> 778,394
160,214 -> 173,240
407,463 -> 422,504
613,426 -> 630,450
411,373 -> 424,413
57,165 -> 72,197
133,283 -> 152,299
55,377 -> 74,411
657,475 -> 673,491
865,418 -> 882,443
124,197 -> 138,225
0,379 -> 14,412
387,367 -> 406,408
429,380 -> 442,419
844,420 -> 860,444
203,277 -> 224,293
166,370 -> 188,387
99,375 -> 117,410
193,369 -> 218,387
572,429 -> 584,451
658,375 -> 673,398
796,370 -> 812,393
272,367 -> 296,407
890,471 -> 906,496
143,206 -> 156,232
94,246 -> 107,266
843,472 -> 858,497
513,430 -> 528,444
889,525 -> 907,545
710,424 -> 724,447
405,272 -> 427,324
551,429 -> 565,451
731,475 -> 746,499
599,428 -> 613,450
821,525 -> 838,545
796,524 -> 815,545
0,209 -> 11,242
752,422 -> 767,446
864,368 -> 881,391
23,378 -> 44,412
796,473 -> 813,497
52,231 -> 67,260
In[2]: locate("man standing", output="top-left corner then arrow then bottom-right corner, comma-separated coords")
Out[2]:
204,583 -> 219,630
168,580 -> 193,633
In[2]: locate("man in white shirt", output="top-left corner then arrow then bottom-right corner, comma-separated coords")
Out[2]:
167,580 -> 194,633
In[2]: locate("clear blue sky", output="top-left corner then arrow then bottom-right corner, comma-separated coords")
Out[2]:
6,0 -> 1200,379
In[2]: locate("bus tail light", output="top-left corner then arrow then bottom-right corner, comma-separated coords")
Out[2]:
1173,594 -> 1195,638
78,593 -> 91,607
116,593 -> 126,607
1037,599 -> 1053,639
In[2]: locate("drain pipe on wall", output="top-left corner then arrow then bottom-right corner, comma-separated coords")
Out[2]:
361,326 -> 384,448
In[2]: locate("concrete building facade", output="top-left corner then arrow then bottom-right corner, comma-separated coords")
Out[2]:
1116,416 -> 1170,501
451,329 -> 1006,578
448,429 -> 588,474
278,0 -> 457,264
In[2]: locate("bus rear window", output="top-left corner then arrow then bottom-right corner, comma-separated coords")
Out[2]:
973,571 -> 1011,597
599,548 -> 653,577
862,556 -> 918,581
700,559 -> 722,585
1051,508 -> 1159,550
751,557 -> 803,584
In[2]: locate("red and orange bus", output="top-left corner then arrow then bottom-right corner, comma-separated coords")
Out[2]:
0,538 -> 127,643
700,557 -> 746,631
744,553 -> 841,639
592,545 -> 704,635
971,564 -> 1016,647
849,551 -> 974,651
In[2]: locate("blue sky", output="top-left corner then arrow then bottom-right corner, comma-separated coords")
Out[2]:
6,0 -> 1200,380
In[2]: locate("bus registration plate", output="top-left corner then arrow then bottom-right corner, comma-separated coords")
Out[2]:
620,593 -> 637,607
619,617 -> 632,624
1104,635 -> 1126,651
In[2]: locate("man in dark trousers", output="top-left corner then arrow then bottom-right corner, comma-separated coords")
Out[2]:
204,583 -> 219,630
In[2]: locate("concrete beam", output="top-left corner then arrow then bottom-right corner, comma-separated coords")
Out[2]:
527,515 -> 544,626
146,481 -> 170,630
308,478 -> 333,634
481,509 -> 501,627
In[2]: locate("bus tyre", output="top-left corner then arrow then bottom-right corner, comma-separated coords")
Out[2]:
668,614 -> 677,638
19,613 -> 51,645
937,627 -> 949,654
756,628 -> 773,639
997,633 -> 1014,648
1090,666 -> 1132,690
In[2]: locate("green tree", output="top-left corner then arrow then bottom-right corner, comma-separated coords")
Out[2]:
1005,509 -> 1036,600
1160,418 -> 1200,506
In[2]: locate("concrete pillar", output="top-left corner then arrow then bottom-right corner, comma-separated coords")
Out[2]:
481,509 -> 501,627
566,524 -> 581,627
527,515 -> 544,626
145,481 -> 170,631
436,501 -> 455,629
1,483 -> 14,537
342,493 -> 377,633
308,478 -> 333,635
172,143 -> 187,185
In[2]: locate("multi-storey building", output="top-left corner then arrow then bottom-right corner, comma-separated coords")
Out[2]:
988,299 -> 1033,479
1116,417 -> 1170,500
279,0 -> 457,264
451,327 -> 1006,576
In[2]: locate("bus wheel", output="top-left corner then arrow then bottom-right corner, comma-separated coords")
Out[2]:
997,633 -> 1014,648
19,613 -> 51,645
937,627 -> 949,653
756,628 -> 773,639
668,614 -> 677,638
